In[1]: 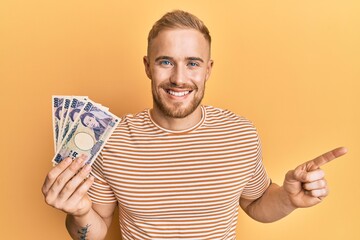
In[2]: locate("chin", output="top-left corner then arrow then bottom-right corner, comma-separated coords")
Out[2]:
163,103 -> 200,118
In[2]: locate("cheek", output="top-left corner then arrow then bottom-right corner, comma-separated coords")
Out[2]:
152,68 -> 171,83
189,70 -> 207,83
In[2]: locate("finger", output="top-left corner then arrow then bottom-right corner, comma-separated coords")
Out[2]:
293,168 -> 325,183
306,187 -> 329,198
45,157 -> 87,203
57,164 -> 92,202
42,157 -> 72,195
310,147 -> 347,170
66,175 -> 94,205
303,179 -> 327,191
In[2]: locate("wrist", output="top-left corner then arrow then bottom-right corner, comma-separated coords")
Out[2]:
66,208 -> 94,233
279,186 -> 298,213
71,207 -> 93,221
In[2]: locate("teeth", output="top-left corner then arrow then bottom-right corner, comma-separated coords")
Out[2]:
168,90 -> 190,97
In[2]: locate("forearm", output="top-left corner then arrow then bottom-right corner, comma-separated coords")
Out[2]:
66,208 -> 108,240
241,183 -> 297,223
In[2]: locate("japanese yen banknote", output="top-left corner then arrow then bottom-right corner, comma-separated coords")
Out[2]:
52,96 -> 120,165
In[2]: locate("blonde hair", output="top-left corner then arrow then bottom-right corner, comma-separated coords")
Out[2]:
147,10 -> 211,54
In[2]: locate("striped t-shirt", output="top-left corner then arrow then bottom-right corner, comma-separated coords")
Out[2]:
89,105 -> 270,240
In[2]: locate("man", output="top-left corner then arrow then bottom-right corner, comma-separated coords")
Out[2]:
42,10 -> 347,240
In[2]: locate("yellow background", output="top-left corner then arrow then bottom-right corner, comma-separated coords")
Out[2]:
1,0 -> 359,239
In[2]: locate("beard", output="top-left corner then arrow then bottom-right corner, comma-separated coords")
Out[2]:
152,81 -> 205,118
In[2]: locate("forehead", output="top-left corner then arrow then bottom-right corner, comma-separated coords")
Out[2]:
148,28 -> 210,59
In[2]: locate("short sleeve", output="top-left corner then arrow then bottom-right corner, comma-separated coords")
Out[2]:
241,131 -> 271,200
88,152 -> 117,204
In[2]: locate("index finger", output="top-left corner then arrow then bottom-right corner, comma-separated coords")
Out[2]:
310,147 -> 348,170
42,157 -> 72,195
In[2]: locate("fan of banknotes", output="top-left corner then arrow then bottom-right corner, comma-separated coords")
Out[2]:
51,96 -> 120,165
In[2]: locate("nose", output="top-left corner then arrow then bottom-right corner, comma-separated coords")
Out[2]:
169,65 -> 187,86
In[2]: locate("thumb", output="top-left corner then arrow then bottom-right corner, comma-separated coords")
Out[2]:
286,165 -> 308,183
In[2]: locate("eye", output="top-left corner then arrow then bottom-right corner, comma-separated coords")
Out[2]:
160,60 -> 172,66
188,61 -> 199,67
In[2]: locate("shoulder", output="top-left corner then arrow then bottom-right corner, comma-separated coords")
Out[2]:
116,109 -> 152,129
120,109 -> 149,123
106,109 -> 158,140
202,105 -> 260,142
204,105 -> 256,129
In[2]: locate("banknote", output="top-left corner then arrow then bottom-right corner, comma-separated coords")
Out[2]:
58,96 -> 88,149
52,96 -> 65,151
53,99 -> 120,165
57,96 -> 72,149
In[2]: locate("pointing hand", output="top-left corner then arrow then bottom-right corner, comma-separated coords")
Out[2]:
283,147 -> 347,208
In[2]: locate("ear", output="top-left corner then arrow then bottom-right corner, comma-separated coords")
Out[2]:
143,56 -> 152,79
205,59 -> 214,81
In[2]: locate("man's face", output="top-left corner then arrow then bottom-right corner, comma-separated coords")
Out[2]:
83,115 -> 99,128
144,28 -> 213,118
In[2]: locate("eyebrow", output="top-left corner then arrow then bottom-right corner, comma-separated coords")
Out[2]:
186,57 -> 204,63
154,56 -> 204,63
155,56 -> 173,62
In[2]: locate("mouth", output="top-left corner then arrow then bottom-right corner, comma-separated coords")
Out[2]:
165,89 -> 193,97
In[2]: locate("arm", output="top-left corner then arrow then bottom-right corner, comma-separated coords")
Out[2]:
240,183 -> 296,223
240,147 -> 347,223
66,203 -> 116,240
42,156 -> 116,240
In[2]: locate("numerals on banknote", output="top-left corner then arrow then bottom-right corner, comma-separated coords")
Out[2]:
52,96 -> 120,165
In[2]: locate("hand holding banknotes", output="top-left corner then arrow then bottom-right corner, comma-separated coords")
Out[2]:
42,155 -> 94,217
43,96 -> 120,214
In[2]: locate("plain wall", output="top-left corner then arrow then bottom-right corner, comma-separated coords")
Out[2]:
1,0 -> 359,239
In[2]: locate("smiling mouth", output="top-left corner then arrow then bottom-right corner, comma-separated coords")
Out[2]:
166,89 -> 192,97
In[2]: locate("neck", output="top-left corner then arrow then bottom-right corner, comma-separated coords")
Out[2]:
150,105 -> 203,131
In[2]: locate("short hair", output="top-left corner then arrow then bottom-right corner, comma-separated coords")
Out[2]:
147,10 -> 211,54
